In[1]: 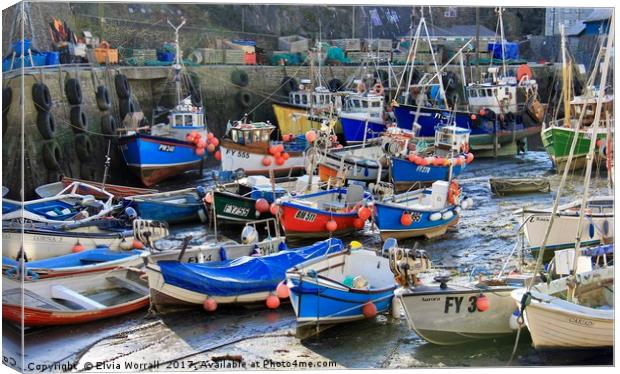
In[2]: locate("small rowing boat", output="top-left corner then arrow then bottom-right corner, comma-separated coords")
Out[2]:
35,177 -> 158,200
489,177 -> 550,196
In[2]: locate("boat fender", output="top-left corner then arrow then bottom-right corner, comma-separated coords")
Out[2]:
429,212 -> 442,221
42,140 -> 62,171
32,83 -> 53,112
132,240 -> 144,249
114,74 -> 131,99
357,206 -> 371,220
400,212 -> 413,226
69,106 -> 88,133
391,296 -> 401,319
203,298 -> 217,312
509,309 -> 521,330
119,238 -> 133,251
119,98 -> 136,121
95,85 -> 112,111
64,78 -> 83,105
276,282 -> 290,299
203,192 -> 213,204
231,69 -> 249,87
356,81 -> 367,94
603,220 -> 609,236
266,294 -> 280,309
219,246 -> 228,261
255,198 -> 270,213
74,134 -> 93,161
476,294 -> 489,312
72,241 -> 86,253
326,220 -> 338,232
441,210 -> 454,221
588,223 -> 595,239
465,152 -> 474,163
236,89 -> 252,108
269,202 -> 279,215
262,156 -> 272,166
448,181 -> 460,205
362,302 -> 377,318
197,208 -> 208,223
101,114 -> 118,136
36,111 -> 56,140
454,206 -> 462,214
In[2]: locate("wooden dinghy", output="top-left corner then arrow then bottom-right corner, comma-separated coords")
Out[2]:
286,245 -> 396,326
35,177 -> 158,200
489,177 -> 550,196
145,238 -> 344,312
2,267 -> 149,327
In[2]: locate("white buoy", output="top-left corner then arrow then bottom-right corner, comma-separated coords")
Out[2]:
429,212 -> 442,221
454,206 -> 462,214
442,210 -> 454,220
509,310 -> 521,330
391,295 -> 401,319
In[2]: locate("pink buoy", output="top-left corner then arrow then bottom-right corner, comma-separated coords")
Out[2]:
203,298 -> 217,312
353,218 -> 365,230
266,294 -> 281,309
262,156 -> 272,166
195,147 -> 206,156
210,137 -> 219,147
362,302 -> 377,318
476,294 -> 489,312
255,198 -> 270,213
326,220 -> 338,232
357,206 -> 371,220
71,241 -> 85,253
207,132 -> 215,141
276,282 -> 290,299
214,150 -> 222,161
305,130 -> 317,143
132,240 -> 144,249
400,213 -> 413,226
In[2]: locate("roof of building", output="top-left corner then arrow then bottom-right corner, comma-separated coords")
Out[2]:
583,8 -> 612,23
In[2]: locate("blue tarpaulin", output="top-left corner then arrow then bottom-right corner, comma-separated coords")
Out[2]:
581,244 -> 614,257
487,42 -> 519,60
3,248 -> 143,269
159,238 -> 344,297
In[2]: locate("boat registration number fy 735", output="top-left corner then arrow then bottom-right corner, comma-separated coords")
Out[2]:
294,211 -> 317,222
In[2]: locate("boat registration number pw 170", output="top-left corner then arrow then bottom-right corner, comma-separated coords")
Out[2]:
223,205 -> 250,217
444,296 -> 479,313
294,211 -> 317,222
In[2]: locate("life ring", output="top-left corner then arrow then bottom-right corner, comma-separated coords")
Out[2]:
373,83 -> 384,96
36,111 -> 56,140
64,78 -> 83,105
75,134 -> 93,161
69,106 -> 88,133
32,83 -> 53,112
95,85 -> 111,111
101,114 -> 118,136
236,89 -> 252,108
448,180 -> 460,205
231,69 -> 249,87
517,64 -> 533,83
356,81 -> 367,93
119,98 -> 136,121
42,140 -> 62,171
115,74 -> 131,99
460,142 -> 470,154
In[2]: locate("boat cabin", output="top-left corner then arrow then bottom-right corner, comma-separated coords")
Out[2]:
342,94 -> 384,119
289,86 -> 341,113
151,97 -> 207,140
434,125 -> 471,154
466,68 -> 538,114
570,92 -> 614,127
227,121 -> 275,146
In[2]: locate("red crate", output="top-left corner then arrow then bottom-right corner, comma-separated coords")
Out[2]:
244,52 -> 257,65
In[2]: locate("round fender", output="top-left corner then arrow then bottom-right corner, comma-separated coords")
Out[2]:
231,69 -> 249,87
114,74 -> 131,99
74,134 -> 93,161
101,114 -> 118,136
236,89 -> 252,108
42,140 -> 62,171
69,106 -> 88,133
119,98 -> 136,121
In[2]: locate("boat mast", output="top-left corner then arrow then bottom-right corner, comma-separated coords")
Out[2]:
497,8 -> 507,77
560,25 -> 572,128
167,17 -> 186,106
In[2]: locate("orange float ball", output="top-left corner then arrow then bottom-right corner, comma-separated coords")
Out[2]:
282,152 -> 290,160
132,240 -> 144,249
476,294 -> 489,312
203,298 -> 217,312
362,302 -> 377,318
207,132 -> 215,140
195,147 -> 206,156
214,150 -> 222,161
71,241 -> 85,253
305,130 -> 317,143
210,137 -> 219,147
353,218 -> 365,230
269,202 -> 279,215
326,220 -> 338,232
266,294 -> 281,309
262,156 -> 272,166
275,157 -> 285,166
276,282 -> 290,299
255,198 -> 270,213
206,144 -> 216,153
276,144 -> 284,154
357,206 -> 371,220
400,213 -> 414,226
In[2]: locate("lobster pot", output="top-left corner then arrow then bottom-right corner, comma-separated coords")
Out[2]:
391,52 -> 409,64
345,51 -> 365,64
200,49 -> 225,64
331,39 -> 361,51
132,49 -> 157,64
430,181 -> 449,209
366,39 -> 392,51
278,35 -> 309,53
224,50 -> 245,65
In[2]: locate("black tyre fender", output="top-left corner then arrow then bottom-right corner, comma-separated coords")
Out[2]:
74,134 -> 93,161
115,74 -> 131,99
2,112 -> 8,137
32,83 -> 53,112
484,109 -> 497,122
101,114 -> 118,136
70,106 -> 88,133
327,78 -> 344,92
36,111 -> 56,140
2,86 -> 12,112
80,162 -> 96,181
236,89 -> 252,108
521,108 -> 538,128
119,98 -> 136,121
231,69 -> 249,87
95,85 -> 112,111
280,76 -> 298,95
442,71 -> 459,93
42,140 -> 62,171
65,78 -> 83,105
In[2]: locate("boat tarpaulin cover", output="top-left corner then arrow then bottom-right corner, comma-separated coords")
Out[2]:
581,244 -> 614,257
2,248 -> 144,269
158,238 -> 344,296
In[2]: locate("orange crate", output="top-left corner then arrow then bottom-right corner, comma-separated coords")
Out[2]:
94,41 -> 118,64
244,52 -> 256,65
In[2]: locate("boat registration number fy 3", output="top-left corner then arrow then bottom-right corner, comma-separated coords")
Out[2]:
294,211 -> 317,222
225,149 -> 250,159
443,296 -> 481,314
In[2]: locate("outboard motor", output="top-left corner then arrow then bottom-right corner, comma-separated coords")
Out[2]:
241,225 -> 258,245
387,239 -> 432,287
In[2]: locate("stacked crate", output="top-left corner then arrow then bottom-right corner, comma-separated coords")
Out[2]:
331,38 -> 361,52
278,35 -> 309,53
200,48 -> 225,64
224,49 -> 245,65
131,49 -> 157,64
366,39 -> 392,52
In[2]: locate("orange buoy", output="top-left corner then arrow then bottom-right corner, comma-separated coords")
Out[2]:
206,143 -> 216,153
255,198 -> 270,213
470,114 -> 477,121
326,220 -> 338,232
305,130 -> 317,143
268,145 -> 277,155
433,157 -> 445,166
282,152 -> 290,160
214,150 -> 222,161
195,147 -> 206,156
203,298 -> 217,312
71,241 -> 85,253
210,137 -> 219,147
204,192 -> 213,204
476,294 -> 489,312
275,156 -> 285,166
262,156 -> 272,166
443,158 -> 451,166
408,153 -> 416,162
207,132 -> 215,141
516,64 -> 533,82
362,302 -> 377,318
269,202 -> 279,215
479,108 -> 486,116
132,240 -> 144,249
417,157 -> 428,166
197,139 -> 207,149
276,282 -> 290,299
353,218 -> 365,230
266,294 -> 281,309
357,206 -> 371,220
276,144 -> 284,153
466,152 -> 474,164
400,213 -> 413,226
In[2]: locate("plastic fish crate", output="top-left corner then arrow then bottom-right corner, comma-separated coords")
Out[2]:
331,39 -> 361,51
278,35 -> 309,53
366,39 -> 392,51
200,49 -> 225,64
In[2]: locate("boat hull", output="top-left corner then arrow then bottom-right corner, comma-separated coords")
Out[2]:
489,178 -> 550,196
220,145 -> 306,176
391,158 -> 466,192
272,102 -> 342,135
119,133 -> 203,186
278,201 -> 360,239
340,115 -> 385,144
373,202 -> 459,240
541,126 -> 607,172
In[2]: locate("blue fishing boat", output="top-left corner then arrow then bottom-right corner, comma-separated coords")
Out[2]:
286,246 -> 396,325
340,93 -> 386,144
373,180 -> 473,241
390,125 -> 472,191
2,247 -> 145,279
145,238 -> 344,310
123,186 -> 208,224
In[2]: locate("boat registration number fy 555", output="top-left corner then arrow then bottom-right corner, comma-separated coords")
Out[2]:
223,205 -> 250,217
225,149 -> 250,159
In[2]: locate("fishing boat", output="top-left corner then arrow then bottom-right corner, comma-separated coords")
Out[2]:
219,120 -> 307,176
207,175 -> 310,224
339,92 -> 387,144
118,20 -> 217,186
2,181 -> 118,226
390,125 -> 472,192
317,138 -> 388,184
373,180 -> 472,241
145,238 -> 344,311
123,186 -> 209,224
387,240 -> 535,345
286,243 -> 396,326
489,177 -> 551,196
518,195 -> 614,261
2,247 -> 145,279
35,176 -> 158,199
2,267 -> 149,327
276,185 -> 373,239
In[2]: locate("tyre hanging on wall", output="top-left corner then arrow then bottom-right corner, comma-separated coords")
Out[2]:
80,162 -> 96,181
74,134 -> 93,162
236,89 -> 252,108
42,140 -> 62,171
32,83 -> 53,112
280,76 -> 298,96
231,69 -> 249,87
95,85 -> 112,111
36,111 -> 56,140
115,74 -> 131,99
119,98 -> 136,121
70,106 -> 88,133
327,78 -> 344,92
2,86 -> 11,112
101,114 -> 118,136
65,78 -> 83,105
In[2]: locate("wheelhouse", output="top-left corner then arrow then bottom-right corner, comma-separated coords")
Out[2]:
342,94 -> 384,118
227,121 -> 275,146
